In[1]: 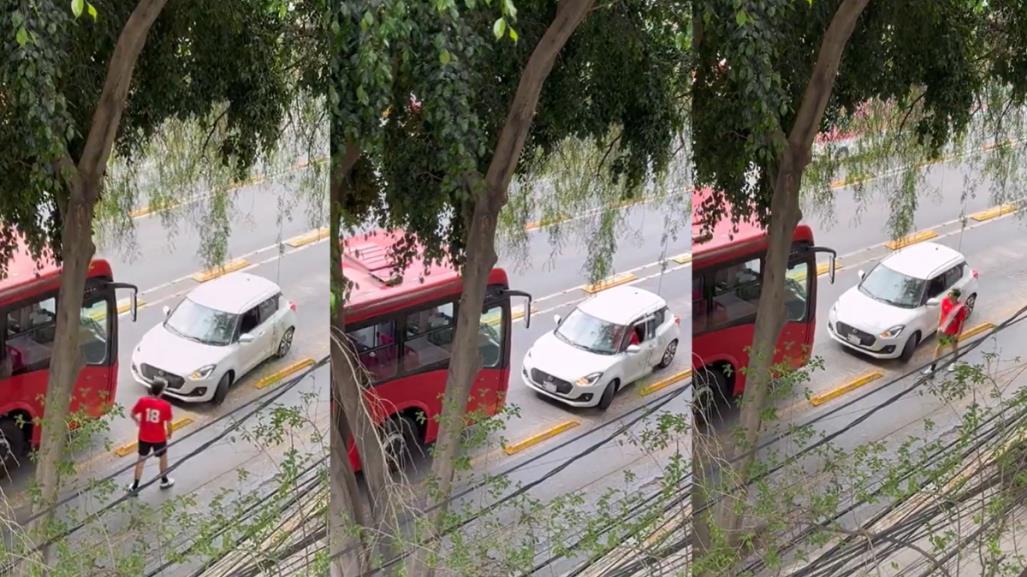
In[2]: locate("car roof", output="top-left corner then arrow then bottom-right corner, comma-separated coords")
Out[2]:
577,285 -> 667,325
187,272 -> 281,314
882,242 -> 965,279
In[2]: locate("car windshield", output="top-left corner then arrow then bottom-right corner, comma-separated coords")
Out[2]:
164,298 -> 238,346
859,263 -> 925,308
554,308 -> 626,355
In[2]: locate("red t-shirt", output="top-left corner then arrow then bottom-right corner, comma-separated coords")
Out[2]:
133,396 -> 173,443
940,297 -> 968,336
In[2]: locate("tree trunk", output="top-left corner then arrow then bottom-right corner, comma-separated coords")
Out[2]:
410,2 -> 595,576
23,1 -> 168,570
707,0 -> 870,557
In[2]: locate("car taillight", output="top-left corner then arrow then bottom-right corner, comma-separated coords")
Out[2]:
971,269 -> 979,279
674,315 -> 680,326
289,301 -> 297,311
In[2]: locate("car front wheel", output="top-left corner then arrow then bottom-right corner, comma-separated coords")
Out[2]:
597,379 -> 619,411
212,372 -> 233,405
899,332 -> 920,362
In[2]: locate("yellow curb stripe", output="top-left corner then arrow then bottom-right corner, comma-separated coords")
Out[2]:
959,322 -> 994,341
672,253 -> 692,265
817,260 -> 841,277
117,297 -> 143,315
524,213 -> 571,232
254,357 -> 316,389
503,420 -> 580,456
511,305 -> 526,322
885,230 -> 938,251
810,370 -> 883,407
191,258 -> 250,283
639,369 -> 692,397
286,227 -> 330,248
114,417 -> 195,457
583,272 -> 637,294
969,204 -> 1018,223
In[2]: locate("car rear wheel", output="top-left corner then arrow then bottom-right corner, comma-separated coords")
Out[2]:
656,340 -> 678,370
597,380 -> 619,411
0,419 -> 25,472
965,294 -> 977,316
275,327 -> 295,359
212,373 -> 233,406
899,332 -> 920,362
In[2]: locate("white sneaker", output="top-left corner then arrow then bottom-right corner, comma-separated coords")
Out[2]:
947,363 -> 957,373
126,483 -> 140,496
923,366 -> 935,376
159,477 -> 175,489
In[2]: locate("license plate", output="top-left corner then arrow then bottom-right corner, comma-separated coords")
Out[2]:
847,333 -> 861,345
544,382 -> 557,393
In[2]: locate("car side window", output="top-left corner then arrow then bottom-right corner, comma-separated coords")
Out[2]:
257,295 -> 279,325
926,274 -> 947,300
645,314 -> 658,339
623,318 -> 647,350
944,263 -> 964,289
240,307 -> 260,335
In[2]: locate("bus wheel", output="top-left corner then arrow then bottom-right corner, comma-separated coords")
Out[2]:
0,419 -> 25,470
899,332 -> 920,362
597,380 -> 618,411
383,415 -> 419,471
275,327 -> 295,359
656,340 -> 678,369
212,373 -> 233,406
693,368 -> 728,422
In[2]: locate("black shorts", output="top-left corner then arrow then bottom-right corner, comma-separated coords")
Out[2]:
138,440 -> 168,457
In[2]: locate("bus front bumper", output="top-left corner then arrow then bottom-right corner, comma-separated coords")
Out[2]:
521,367 -> 598,408
827,321 -> 901,359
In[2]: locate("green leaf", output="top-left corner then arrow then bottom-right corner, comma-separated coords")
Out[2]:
86,2 -> 97,20
71,0 -> 84,18
439,49 -> 452,65
503,0 -> 517,20
15,27 -> 28,46
735,9 -> 748,27
509,26 -> 519,42
493,17 -> 506,40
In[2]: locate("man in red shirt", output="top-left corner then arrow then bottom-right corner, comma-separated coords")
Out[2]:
128,379 -> 175,494
925,288 -> 969,376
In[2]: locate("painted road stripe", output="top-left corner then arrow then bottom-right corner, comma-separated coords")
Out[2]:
286,227 -> 330,248
254,357 -> 317,389
959,322 -> 995,341
503,420 -> 580,456
639,369 -> 692,397
512,305 -> 526,322
885,230 -> 938,251
810,370 -> 883,407
969,203 -> 1018,223
113,416 -> 195,457
817,260 -> 841,277
191,258 -> 250,283
583,272 -> 637,294
672,253 -> 692,265
524,212 -> 571,232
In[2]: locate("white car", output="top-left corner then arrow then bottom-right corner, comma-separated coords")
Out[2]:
131,272 -> 297,404
828,242 -> 978,361
521,286 -> 679,410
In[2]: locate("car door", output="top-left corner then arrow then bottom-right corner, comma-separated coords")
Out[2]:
922,272 -> 948,334
257,295 -> 283,360
237,302 -> 274,374
623,314 -> 658,383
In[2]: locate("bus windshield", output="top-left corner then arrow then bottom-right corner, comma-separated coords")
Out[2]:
555,308 -> 626,355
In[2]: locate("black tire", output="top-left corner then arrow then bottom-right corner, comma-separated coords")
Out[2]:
597,380 -> 618,411
0,419 -> 26,471
656,340 -> 678,370
275,327 -> 295,359
693,366 -> 729,421
899,332 -> 920,363
965,294 -> 977,316
212,372 -> 233,406
383,415 -> 420,471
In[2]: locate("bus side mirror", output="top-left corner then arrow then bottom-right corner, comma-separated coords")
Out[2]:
503,289 -> 533,329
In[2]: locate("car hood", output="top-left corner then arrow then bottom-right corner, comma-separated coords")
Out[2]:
526,332 -> 620,381
133,323 -> 230,375
835,287 -> 920,333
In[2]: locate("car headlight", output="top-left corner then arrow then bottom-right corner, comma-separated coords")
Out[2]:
880,325 -> 905,338
189,364 -> 216,380
576,372 -> 603,386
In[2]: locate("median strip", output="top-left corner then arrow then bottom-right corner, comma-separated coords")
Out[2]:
583,272 -> 637,294
639,369 -> 692,397
672,253 -> 692,265
884,230 -> 938,251
286,227 -> 330,248
969,203 -> 1018,223
191,258 -> 250,283
254,357 -> 317,389
114,416 -> 195,457
959,322 -> 995,341
503,420 -> 580,456
810,370 -> 883,407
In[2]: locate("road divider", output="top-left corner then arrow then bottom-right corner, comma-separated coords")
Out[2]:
969,203 -> 1018,223
583,272 -> 637,294
959,322 -> 995,341
885,229 -> 938,251
810,370 -> 883,407
191,258 -> 250,283
639,369 -> 692,397
113,416 -> 195,457
286,227 -> 330,248
503,420 -> 580,456
254,357 -> 317,390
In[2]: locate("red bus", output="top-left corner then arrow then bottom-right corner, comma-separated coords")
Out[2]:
691,190 -> 836,405
342,230 -> 530,471
0,246 -> 138,466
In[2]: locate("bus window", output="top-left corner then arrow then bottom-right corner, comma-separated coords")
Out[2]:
785,259 -> 811,322
6,295 -> 58,376
80,298 -> 111,366
404,302 -> 456,371
347,321 -> 399,382
711,258 -> 761,328
479,304 -> 504,369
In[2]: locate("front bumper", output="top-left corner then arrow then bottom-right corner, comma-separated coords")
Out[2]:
520,366 -> 600,408
131,362 -> 216,403
827,321 -> 901,359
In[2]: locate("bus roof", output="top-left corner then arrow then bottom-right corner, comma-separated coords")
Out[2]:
343,230 -> 507,324
0,243 -> 114,306
692,187 -> 813,267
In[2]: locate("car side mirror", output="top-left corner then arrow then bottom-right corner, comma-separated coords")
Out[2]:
239,333 -> 255,344
857,270 -> 865,280
926,297 -> 941,306
626,344 -> 641,354
553,314 -> 562,326
162,305 -> 171,317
